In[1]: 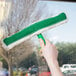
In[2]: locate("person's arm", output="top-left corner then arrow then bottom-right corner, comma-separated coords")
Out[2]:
39,39 -> 64,76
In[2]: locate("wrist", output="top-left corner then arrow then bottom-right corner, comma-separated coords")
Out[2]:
47,59 -> 59,67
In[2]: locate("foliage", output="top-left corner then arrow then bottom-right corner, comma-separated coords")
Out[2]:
0,56 -> 8,69
56,42 -> 76,66
18,52 -> 38,69
18,42 -> 76,68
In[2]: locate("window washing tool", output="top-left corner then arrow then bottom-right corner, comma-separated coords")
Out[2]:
2,13 -> 67,50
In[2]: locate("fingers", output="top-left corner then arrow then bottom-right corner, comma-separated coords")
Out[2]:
39,49 -> 43,57
39,49 -> 45,61
39,39 -> 45,48
39,39 -> 45,57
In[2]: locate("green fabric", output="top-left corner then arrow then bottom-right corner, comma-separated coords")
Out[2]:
3,13 -> 67,46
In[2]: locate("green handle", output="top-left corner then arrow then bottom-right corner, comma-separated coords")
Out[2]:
37,33 -> 46,45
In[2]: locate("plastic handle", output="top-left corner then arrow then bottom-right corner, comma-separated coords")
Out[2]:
37,33 -> 46,45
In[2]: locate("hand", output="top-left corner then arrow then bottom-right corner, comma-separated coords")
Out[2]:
39,39 -> 58,65
39,39 -> 64,76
